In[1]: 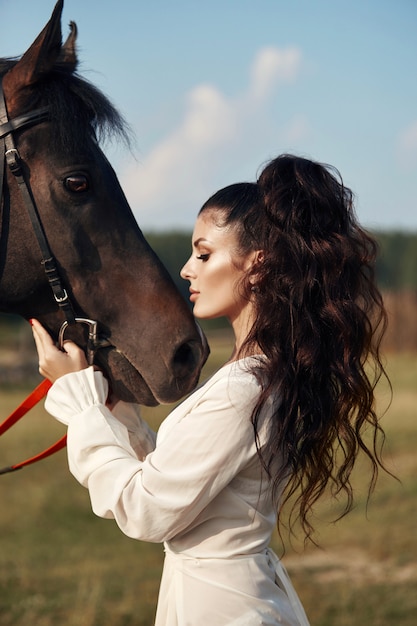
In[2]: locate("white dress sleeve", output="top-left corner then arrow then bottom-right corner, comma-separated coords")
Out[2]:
45,366 -> 260,543
111,401 -> 156,460
45,367 -> 156,461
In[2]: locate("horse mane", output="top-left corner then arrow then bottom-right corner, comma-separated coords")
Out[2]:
0,58 -> 132,152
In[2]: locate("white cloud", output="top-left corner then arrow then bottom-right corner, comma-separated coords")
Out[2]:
120,46 -> 303,230
397,120 -> 417,168
249,46 -> 301,102
122,84 -> 236,217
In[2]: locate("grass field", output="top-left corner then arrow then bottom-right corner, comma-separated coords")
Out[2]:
0,331 -> 416,625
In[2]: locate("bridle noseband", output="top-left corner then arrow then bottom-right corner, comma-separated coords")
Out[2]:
0,79 -> 110,361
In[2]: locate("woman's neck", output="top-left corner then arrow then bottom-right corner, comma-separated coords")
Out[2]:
228,303 -> 259,362
228,319 -> 261,362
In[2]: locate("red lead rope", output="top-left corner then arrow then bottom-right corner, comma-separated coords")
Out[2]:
0,378 -> 67,474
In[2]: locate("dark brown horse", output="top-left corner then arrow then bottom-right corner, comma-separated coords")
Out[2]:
0,0 -> 208,405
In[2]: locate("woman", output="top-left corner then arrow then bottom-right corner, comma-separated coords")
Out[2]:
32,154 -> 389,626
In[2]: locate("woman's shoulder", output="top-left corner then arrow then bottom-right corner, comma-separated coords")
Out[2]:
157,356 -> 269,442
197,356 -> 265,403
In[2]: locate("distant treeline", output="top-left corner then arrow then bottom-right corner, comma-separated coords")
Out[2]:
146,230 -> 417,294
374,231 -> 417,290
0,231 -> 415,355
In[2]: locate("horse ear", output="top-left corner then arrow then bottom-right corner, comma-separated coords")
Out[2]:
2,0 -> 65,112
58,21 -> 78,71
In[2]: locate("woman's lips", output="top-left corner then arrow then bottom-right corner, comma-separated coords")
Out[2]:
189,288 -> 199,302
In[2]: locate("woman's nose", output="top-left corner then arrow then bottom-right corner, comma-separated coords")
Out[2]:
180,257 -> 194,280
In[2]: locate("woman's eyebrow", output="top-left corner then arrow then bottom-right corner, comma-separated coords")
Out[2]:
193,237 -> 211,247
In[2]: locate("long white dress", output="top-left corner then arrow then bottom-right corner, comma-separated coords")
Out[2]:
45,358 -> 310,626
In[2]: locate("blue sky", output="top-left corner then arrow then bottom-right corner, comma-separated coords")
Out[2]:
1,0 -> 416,232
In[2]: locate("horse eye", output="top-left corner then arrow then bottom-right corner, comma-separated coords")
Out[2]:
64,174 -> 90,193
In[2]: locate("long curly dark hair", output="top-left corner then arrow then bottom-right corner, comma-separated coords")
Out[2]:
200,154 -> 390,541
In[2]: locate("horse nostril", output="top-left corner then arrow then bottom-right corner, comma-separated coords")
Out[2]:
172,328 -> 209,387
172,341 -> 200,379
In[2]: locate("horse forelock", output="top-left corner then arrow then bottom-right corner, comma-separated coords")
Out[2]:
0,57 -> 132,152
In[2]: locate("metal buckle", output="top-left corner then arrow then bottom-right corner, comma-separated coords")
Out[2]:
5,147 -> 21,174
58,317 -> 99,366
54,288 -> 69,303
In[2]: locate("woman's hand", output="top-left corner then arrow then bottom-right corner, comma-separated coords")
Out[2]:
31,319 -> 89,383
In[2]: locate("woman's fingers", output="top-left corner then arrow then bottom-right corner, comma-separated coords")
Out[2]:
31,319 -> 89,382
31,318 -> 55,358
61,340 -> 90,369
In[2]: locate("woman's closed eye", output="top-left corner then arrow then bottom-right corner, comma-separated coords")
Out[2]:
196,253 -> 210,262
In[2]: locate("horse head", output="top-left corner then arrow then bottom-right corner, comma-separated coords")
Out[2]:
0,0 -> 208,405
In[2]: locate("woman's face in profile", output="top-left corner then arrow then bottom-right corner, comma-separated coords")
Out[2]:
181,211 -> 255,324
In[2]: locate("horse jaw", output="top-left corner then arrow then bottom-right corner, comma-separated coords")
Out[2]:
97,348 -> 166,406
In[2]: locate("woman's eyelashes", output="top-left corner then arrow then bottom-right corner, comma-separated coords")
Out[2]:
196,253 -> 210,262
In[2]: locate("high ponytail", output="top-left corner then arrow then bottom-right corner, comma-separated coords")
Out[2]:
251,155 -> 389,539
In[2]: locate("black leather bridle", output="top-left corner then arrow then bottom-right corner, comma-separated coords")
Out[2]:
0,78 -> 110,363
0,77 -> 112,474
